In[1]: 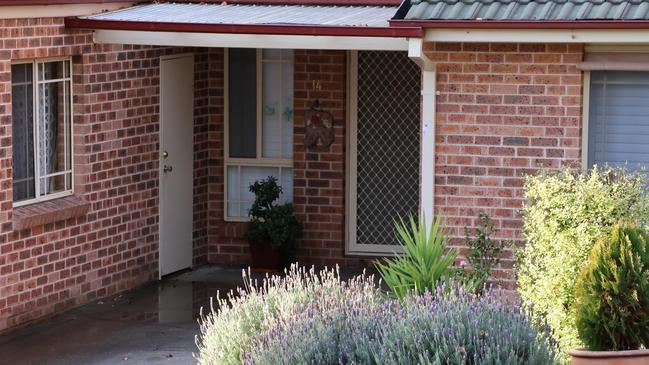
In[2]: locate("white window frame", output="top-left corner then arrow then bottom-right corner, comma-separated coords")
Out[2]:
581,70 -> 591,171
224,48 -> 293,222
12,57 -> 74,207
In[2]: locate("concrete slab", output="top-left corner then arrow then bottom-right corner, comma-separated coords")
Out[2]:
0,266 -> 247,365
0,265 -> 376,365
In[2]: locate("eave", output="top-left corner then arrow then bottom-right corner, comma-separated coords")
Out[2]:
65,18 -> 424,38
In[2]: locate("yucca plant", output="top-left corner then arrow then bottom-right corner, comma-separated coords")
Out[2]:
375,215 -> 457,299
574,221 -> 649,351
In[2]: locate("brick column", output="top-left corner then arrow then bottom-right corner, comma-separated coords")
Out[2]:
293,50 -> 349,266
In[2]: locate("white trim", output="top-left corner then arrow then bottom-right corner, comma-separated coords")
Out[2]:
581,71 -> 591,171
159,52 -> 195,62
585,45 -> 649,53
424,28 -> 649,44
13,191 -> 74,208
12,58 -> 74,207
224,48 -> 231,220
0,3 -> 135,19
345,50 -> 359,255
94,30 -> 409,51
256,49 -> 263,159
408,38 -> 435,71
408,38 -> 436,231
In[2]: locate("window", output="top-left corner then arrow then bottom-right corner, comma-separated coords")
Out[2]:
225,49 -> 294,219
11,59 -> 73,205
588,71 -> 649,171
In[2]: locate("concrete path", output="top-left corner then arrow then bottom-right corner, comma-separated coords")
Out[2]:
0,266 -> 248,365
0,265 -> 375,365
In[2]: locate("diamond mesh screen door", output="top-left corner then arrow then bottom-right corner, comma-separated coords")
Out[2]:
347,50 -> 421,254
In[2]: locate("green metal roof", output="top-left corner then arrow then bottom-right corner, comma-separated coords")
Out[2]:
399,0 -> 649,21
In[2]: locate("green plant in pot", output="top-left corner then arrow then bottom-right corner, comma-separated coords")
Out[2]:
568,221 -> 649,365
243,176 -> 302,271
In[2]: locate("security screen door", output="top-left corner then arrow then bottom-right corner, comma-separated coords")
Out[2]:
347,51 -> 421,254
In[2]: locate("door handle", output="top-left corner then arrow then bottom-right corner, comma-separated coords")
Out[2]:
163,165 -> 173,173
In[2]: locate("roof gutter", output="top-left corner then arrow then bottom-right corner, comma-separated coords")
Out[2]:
65,18 -> 424,38
389,19 -> 649,30
186,0 -> 403,5
0,0 -> 142,4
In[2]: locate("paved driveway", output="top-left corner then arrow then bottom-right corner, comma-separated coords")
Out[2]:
0,265 -> 375,365
0,266 -> 247,365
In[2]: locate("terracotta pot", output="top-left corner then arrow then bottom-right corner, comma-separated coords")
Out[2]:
567,348 -> 649,365
248,241 -> 287,271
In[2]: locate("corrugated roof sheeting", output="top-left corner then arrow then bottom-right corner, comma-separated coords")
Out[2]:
404,0 -> 649,21
82,3 -> 398,27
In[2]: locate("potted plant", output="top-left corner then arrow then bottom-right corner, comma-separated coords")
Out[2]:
568,221 -> 649,365
243,176 -> 302,271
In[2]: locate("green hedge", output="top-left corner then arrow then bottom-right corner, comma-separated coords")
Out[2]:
516,166 -> 649,353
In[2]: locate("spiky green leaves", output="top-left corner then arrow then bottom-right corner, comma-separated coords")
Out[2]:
375,215 -> 457,299
574,222 -> 649,351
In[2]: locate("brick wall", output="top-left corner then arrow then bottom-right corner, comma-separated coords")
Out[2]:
205,45 -> 583,279
194,48 -> 216,267
0,17 -> 206,332
202,49 -> 251,265
0,17 -> 95,331
427,42 -> 584,288
0,23 -> 587,332
293,50 -> 349,266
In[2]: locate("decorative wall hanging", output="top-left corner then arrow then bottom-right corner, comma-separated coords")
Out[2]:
304,100 -> 335,148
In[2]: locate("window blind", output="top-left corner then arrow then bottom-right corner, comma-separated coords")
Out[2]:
589,71 -> 649,171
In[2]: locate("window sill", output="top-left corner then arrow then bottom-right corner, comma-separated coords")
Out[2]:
12,195 -> 90,231
224,217 -> 250,223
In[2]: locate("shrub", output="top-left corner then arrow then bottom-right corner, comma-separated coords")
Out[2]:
462,213 -> 504,293
195,265 -> 382,365
243,176 -> 302,254
198,265 -> 559,365
574,222 -> 649,351
375,215 -> 457,299
517,166 -> 649,352
245,282 -> 561,365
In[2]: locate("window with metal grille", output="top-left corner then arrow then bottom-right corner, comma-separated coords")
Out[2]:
11,59 -> 73,206
348,50 -> 421,253
225,49 -> 294,220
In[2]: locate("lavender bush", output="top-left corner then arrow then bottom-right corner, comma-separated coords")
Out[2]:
195,265 -> 382,365
244,283 -> 560,365
197,265 -> 560,365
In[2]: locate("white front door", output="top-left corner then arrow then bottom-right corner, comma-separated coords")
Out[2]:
159,54 -> 194,277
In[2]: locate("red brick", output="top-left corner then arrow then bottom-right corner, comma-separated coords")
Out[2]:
432,41 -> 583,287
